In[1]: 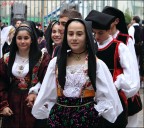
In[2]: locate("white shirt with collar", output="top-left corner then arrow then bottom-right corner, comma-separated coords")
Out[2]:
128,23 -> 139,43
97,36 -> 140,98
113,30 -> 140,96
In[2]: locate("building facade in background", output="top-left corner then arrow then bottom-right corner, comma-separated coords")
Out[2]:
0,0 -> 144,26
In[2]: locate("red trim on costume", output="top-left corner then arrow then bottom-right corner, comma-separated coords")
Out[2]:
113,40 -> 128,106
113,40 -> 122,81
98,40 -> 114,51
117,32 -> 133,45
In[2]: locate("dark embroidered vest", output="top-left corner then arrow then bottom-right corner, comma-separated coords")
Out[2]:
4,52 -> 43,93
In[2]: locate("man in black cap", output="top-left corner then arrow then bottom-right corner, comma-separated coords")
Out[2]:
102,6 -> 134,48
102,7 -> 141,128
85,10 -> 141,128
102,6 -> 138,68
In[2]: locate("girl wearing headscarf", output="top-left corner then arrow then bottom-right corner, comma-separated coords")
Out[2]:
30,18 -> 123,127
0,21 -> 51,128
0,25 -> 15,58
85,10 -> 141,128
44,20 -> 63,58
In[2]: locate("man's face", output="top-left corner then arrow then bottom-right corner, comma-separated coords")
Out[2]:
15,20 -> 22,28
59,17 -> 69,34
93,29 -> 110,44
131,18 -> 135,24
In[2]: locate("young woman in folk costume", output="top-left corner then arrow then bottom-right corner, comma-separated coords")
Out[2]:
44,20 -> 63,58
0,21 -> 51,128
45,9 -> 83,58
29,18 -> 123,128
102,6 -> 142,127
86,10 -> 141,128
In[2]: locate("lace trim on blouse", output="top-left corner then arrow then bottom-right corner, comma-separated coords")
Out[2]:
63,64 -> 91,97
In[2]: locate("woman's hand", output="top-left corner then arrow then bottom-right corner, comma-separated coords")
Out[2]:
26,93 -> 37,107
0,107 -> 13,116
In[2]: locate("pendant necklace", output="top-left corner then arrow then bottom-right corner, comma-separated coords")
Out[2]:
17,58 -> 28,75
19,65 -> 24,70
72,50 -> 87,61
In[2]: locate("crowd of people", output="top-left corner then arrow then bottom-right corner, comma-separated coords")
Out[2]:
0,6 -> 143,128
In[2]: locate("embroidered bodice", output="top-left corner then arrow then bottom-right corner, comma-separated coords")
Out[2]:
63,64 -> 93,97
3,52 -> 45,91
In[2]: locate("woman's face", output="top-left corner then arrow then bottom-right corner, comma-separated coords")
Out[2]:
51,23 -> 63,45
67,21 -> 86,53
16,30 -> 32,52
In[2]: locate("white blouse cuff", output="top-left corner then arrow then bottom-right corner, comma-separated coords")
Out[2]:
94,101 -> 117,123
32,101 -> 55,119
32,102 -> 49,119
29,82 -> 41,95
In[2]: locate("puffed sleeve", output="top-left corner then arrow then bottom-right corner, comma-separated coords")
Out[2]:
114,43 -> 140,98
126,37 -> 140,91
31,57 -> 57,119
0,57 -> 10,111
94,59 -> 123,123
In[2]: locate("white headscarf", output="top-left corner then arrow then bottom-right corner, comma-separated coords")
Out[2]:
0,25 -> 15,58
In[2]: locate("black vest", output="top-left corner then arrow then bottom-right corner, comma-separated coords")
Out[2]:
97,41 -> 121,76
134,25 -> 142,44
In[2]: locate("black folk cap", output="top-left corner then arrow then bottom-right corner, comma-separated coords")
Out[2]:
85,10 -> 115,30
102,6 -> 128,34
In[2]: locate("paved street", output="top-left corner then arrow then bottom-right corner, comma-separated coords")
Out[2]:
0,89 -> 143,128
137,88 -> 144,128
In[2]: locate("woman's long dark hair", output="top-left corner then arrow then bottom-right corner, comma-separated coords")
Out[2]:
57,18 -> 97,91
8,21 -> 42,78
44,20 -> 59,56
23,21 -> 44,39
